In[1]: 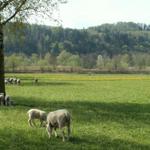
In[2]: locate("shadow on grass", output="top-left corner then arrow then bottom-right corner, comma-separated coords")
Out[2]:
10,96 -> 150,126
0,127 -> 149,150
1,97 -> 150,149
19,81 -> 82,87
70,136 -> 150,150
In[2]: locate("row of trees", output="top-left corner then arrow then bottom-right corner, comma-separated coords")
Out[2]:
5,51 -> 150,72
4,22 -> 150,57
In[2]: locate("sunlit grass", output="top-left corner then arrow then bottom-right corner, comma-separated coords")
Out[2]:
6,73 -> 150,81
0,73 -> 150,149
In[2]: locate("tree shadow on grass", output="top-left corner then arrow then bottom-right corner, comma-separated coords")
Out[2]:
1,96 -> 150,149
70,135 -> 150,150
10,96 -> 150,126
0,128 -> 149,150
19,81 -> 82,87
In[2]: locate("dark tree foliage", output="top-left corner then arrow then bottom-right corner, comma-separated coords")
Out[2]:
4,22 -> 150,58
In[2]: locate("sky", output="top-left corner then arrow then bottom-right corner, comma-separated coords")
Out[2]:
45,0 -> 150,29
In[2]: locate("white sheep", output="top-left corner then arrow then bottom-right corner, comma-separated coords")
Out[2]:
16,79 -> 21,85
46,109 -> 71,142
8,78 -> 13,84
27,109 -> 47,127
5,79 -> 9,84
0,94 -> 13,106
0,93 -> 4,105
5,95 -> 12,106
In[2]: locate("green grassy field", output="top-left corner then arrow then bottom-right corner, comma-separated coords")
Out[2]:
1,73 -> 150,150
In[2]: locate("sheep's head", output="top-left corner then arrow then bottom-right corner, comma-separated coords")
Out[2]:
42,122 -> 47,128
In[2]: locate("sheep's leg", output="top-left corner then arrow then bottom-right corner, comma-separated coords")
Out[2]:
42,121 -> 46,127
58,121 -> 65,141
32,120 -> 37,127
46,124 -> 52,139
67,123 -> 71,140
61,130 -> 65,142
28,119 -> 33,127
54,127 -> 58,137
40,120 -> 43,127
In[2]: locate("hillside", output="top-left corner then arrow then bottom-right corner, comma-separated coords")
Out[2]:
4,22 -> 150,56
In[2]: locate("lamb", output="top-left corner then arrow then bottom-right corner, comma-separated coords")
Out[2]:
46,109 -> 71,142
27,109 -> 47,127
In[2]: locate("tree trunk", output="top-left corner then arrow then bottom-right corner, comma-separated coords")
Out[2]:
0,24 -> 6,99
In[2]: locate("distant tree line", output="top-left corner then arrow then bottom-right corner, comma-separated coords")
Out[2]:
4,51 -> 150,73
4,22 -> 150,55
4,22 -> 150,72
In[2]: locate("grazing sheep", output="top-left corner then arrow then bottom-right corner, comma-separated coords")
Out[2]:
33,78 -> 38,85
0,94 -> 13,106
0,93 -> 4,105
12,78 -> 17,84
9,78 -> 14,84
6,78 -> 20,85
5,95 -> 11,106
5,79 -> 9,84
46,109 -> 71,142
16,79 -> 21,85
27,109 -> 47,127
34,78 -> 38,84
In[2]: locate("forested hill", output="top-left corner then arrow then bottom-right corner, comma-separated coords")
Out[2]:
4,22 -> 150,56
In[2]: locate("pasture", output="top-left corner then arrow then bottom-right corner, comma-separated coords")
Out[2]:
1,73 -> 150,150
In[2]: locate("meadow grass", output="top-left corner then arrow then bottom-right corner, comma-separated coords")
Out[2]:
1,73 -> 150,150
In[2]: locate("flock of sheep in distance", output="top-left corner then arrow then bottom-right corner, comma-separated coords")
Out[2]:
5,77 -> 21,85
0,77 -> 38,106
0,77 -> 72,142
0,78 -> 21,105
